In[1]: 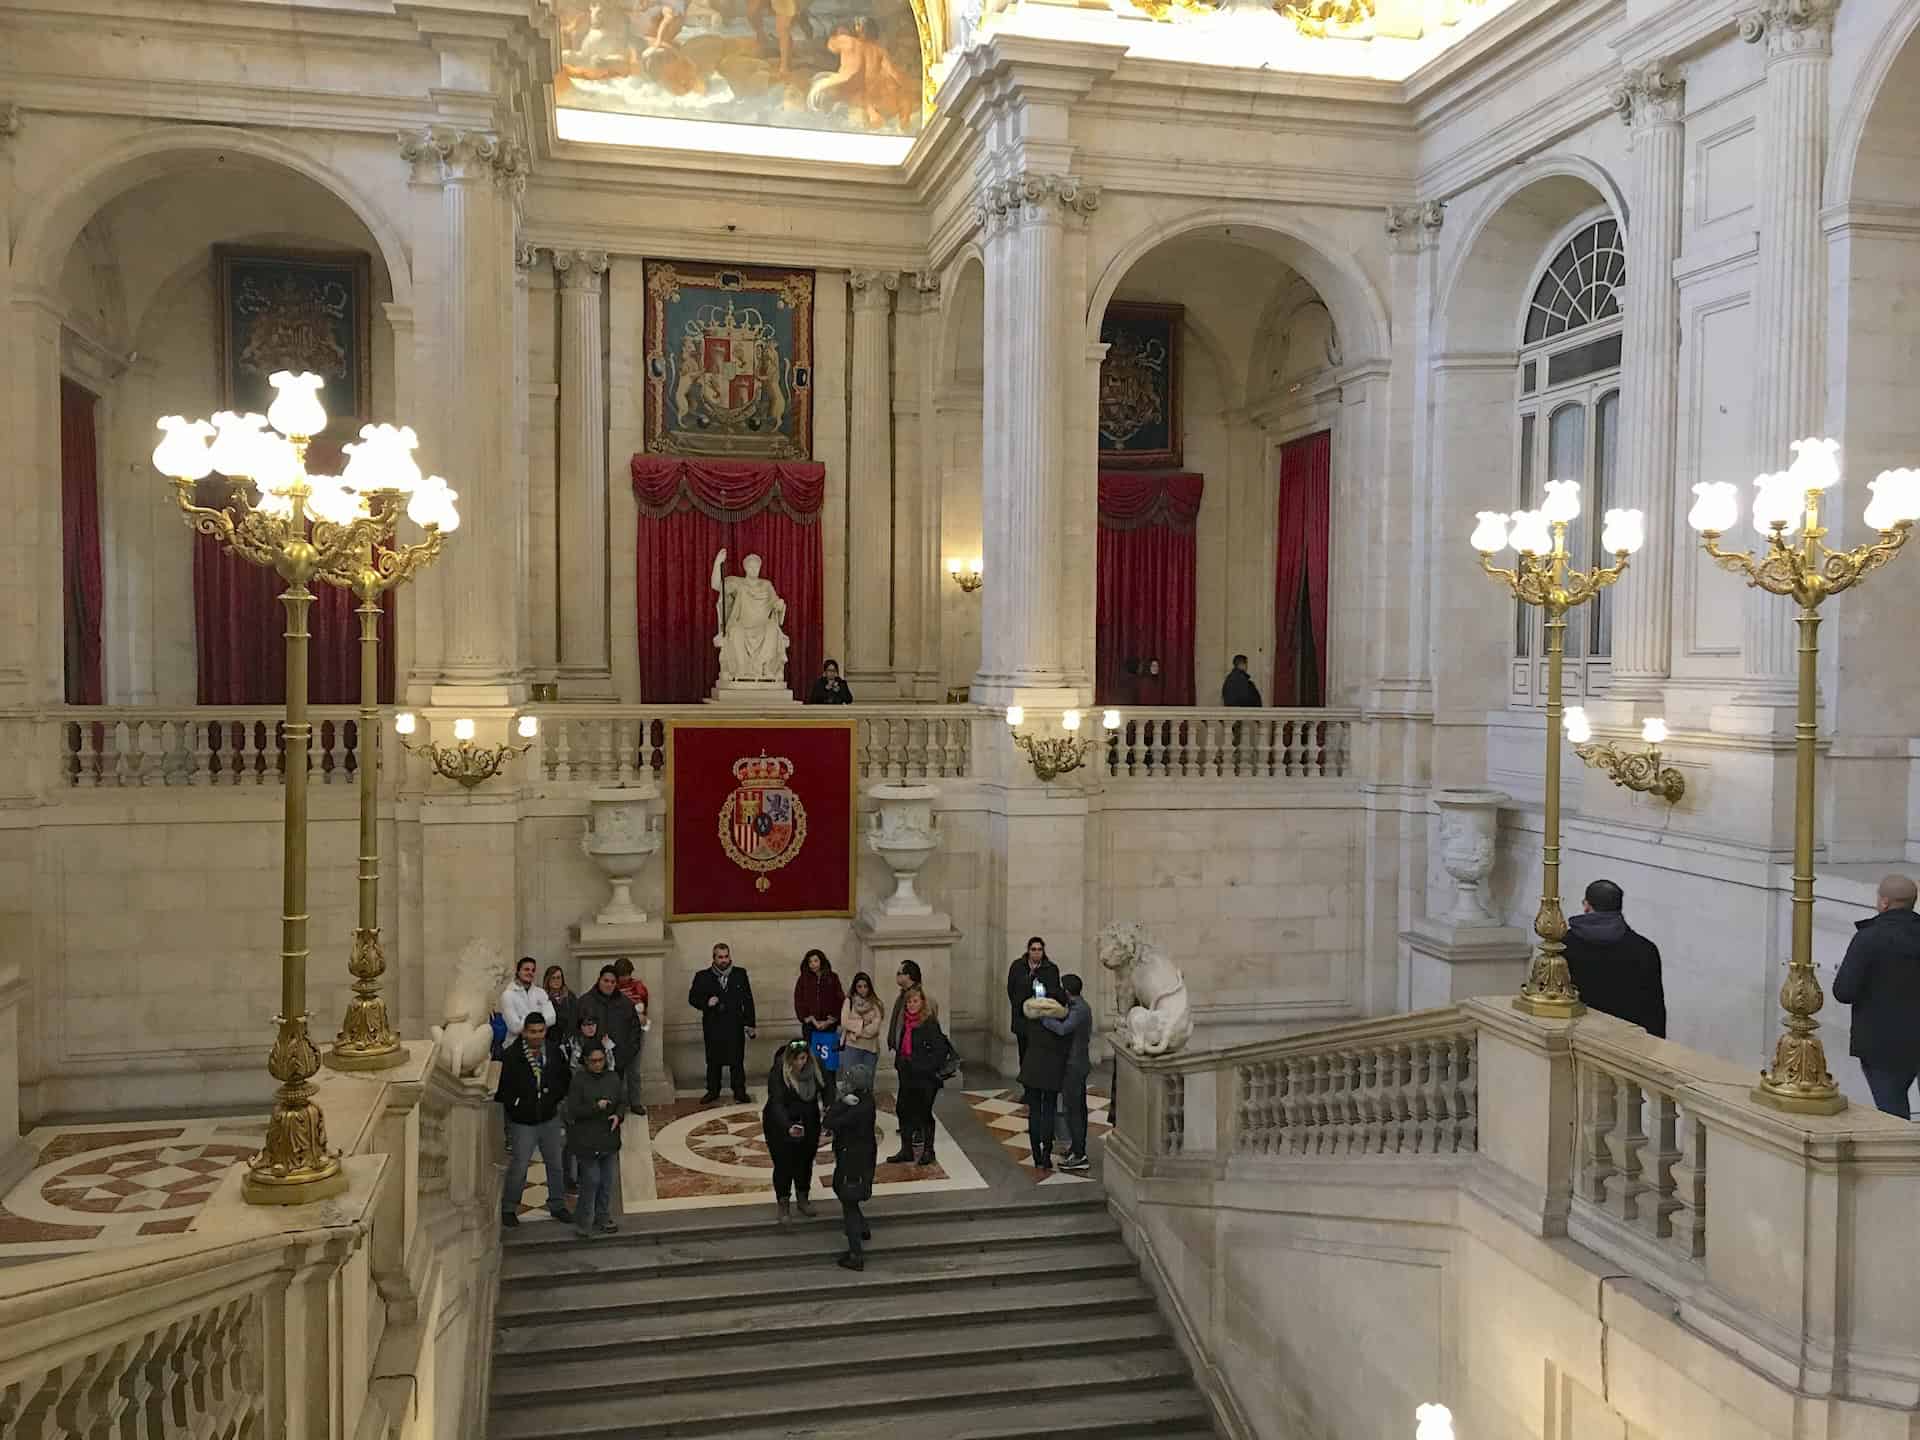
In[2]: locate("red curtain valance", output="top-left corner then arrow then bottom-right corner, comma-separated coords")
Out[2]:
631,457 -> 827,523
1096,471 -> 1204,533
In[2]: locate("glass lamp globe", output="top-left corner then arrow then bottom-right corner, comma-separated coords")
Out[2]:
516,715 -> 540,740
1563,706 -> 1593,744
1787,436 -> 1842,491
305,476 -> 363,527
1102,709 -> 1121,730
1540,479 -> 1582,525
206,412 -> 269,478
452,718 -> 476,742
1864,469 -> 1920,532
1470,511 -> 1510,553
1507,510 -> 1554,556
266,371 -> 327,439
1600,508 -> 1645,555
1641,717 -> 1669,746
342,423 -> 424,495
1005,706 -> 1025,729
1751,473 -> 1803,534
1414,1404 -> 1454,1440
1063,709 -> 1083,731
152,416 -> 216,481
394,712 -> 418,736
1687,481 -> 1740,534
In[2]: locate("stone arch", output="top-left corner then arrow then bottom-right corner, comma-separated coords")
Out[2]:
12,125 -> 411,307
1830,0 -> 1920,207
1436,157 -> 1627,355
1087,207 -> 1391,364
937,246 -> 985,396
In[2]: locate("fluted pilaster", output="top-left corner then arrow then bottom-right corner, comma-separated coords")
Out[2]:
846,269 -> 899,686
1740,0 -> 1838,699
973,173 -> 1098,699
552,249 -> 612,692
1609,62 -> 1686,699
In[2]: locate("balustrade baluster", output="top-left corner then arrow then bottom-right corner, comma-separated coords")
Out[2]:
887,717 -> 908,778
1454,1037 -> 1478,1151
553,723 -> 574,783
1602,1078 -> 1648,1223
1580,1066 -> 1617,1201
1643,1090 -> 1682,1241
1669,1104 -> 1707,1261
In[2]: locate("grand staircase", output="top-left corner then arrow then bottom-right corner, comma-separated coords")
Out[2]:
487,1191 -> 1219,1438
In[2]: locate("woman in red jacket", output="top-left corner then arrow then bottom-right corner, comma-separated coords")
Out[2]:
794,949 -> 845,1053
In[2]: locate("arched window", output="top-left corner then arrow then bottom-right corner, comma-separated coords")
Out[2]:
1511,216 -> 1624,708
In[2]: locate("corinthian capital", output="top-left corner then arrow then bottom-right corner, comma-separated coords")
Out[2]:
398,126 -> 529,187
551,249 -> 611,290
1610,61 -> 1685,128
849,269 -> 901,306
1738,0 -> 1839,57
973,172 -> 1101,234
1384,200 -> 1445,252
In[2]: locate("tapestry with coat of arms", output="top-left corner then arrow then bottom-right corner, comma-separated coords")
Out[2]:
214,246 -> 373,433
667,720 -> 855,921
645,261 -> 815,460
1098,301 -> 1182,470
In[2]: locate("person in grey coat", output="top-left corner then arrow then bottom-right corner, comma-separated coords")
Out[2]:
1043,974 -> 1095,1171
562,1042 -> 626,1238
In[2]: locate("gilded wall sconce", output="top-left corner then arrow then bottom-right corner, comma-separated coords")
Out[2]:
397,712 -> 539,789
1564,709 -> 1685,804
1005,706 -> 1118,782
947,556 -> 984,593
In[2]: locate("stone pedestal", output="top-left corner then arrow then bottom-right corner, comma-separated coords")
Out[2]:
707,678 -> 800,706
1406,786 -> 1528,1007
567,930 -> 678,1104
854,914 -> 961,1091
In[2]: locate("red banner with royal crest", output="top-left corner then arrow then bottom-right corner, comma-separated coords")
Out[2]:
666,720 -> 856,921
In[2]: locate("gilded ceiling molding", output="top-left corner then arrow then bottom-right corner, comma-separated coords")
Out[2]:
1610,62 -> 1685,129
973,173 -> 1101,234
1285,0 -> 1377,39
1737,0 -> 1840,56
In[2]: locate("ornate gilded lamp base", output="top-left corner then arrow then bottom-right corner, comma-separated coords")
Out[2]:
1513,904 -> 1587,1020
245,1016 -> 347,1205
326,929 -> 408,1071
1752,965 -> 1846,1115
1011,731 -> 1092,783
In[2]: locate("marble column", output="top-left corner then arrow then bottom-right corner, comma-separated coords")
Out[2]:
894,271 -> 941,698
552,248 -> 613,696
399,127 -> 525,702
847,269 -> 898,690
1739,0 -> 1839,703
1608,62 -> 1686,703
972,173 -> 1098,705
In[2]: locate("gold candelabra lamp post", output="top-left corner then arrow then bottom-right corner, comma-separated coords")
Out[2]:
396,712 -> 539,789
1004,706 -> 1119,782
1470,484 -> 1645,1018
1564,708 -> 1686,804
1686,439 -> 1920,1114
152,374 -> 459,1203
317,426 -> 459,1071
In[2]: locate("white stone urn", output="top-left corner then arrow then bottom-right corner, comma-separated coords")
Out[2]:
580,784 -> 662,929
866,782 -> 940,918
1431,787 -> 1508,927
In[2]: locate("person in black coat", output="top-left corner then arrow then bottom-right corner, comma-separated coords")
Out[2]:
688,942 -> 758,1103
824,1076 -> 878,1270
1018,987 -> 1073,1172
763,1041 -> 826,1223
1221,654 -> 1263,707
562,1042 -> 626,1238
494,1014 -> 573,1229
1832,873 -> 1920,1118
806,659 -> 855,705
892,986 -> 952,1167
1006,938 -> 1062,1070
580,965 -> 642,1076
1561,879 -> 1666,1039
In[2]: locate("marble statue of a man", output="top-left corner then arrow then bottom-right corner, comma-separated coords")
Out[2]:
712,549 -> 790,683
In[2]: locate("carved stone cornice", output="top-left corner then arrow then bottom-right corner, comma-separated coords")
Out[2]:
973,173 -> 1101,234
551,249 -> 611,291
849,269 -> 901,308
398,126 -> 529,189
1610,61 -> 1685,129
1737,0 -> 1839,58
1385,200 -> 1445,252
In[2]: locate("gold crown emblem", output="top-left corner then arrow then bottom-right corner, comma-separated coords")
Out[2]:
731,752 -> 795,789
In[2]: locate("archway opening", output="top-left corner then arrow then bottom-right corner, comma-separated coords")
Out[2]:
934,253 -> 985,700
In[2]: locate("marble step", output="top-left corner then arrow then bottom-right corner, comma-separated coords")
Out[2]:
491,1273 -> 1158,1363
486,1349 -> 1196,1439
491,1309 -> 1171,1403
499,1205 -> 1120,1284
711,1387 -> 1218,1440
495,1238 -> 1141,1322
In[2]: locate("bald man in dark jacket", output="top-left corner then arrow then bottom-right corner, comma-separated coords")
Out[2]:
1833,873 -> 1920,1119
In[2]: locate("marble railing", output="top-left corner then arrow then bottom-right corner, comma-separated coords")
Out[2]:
0,1044 -> 501,1440
527,703 -> 979,784
50,706 -> 371,788
1103,708 -> 1355,780
1105,1001 -> 1920,1435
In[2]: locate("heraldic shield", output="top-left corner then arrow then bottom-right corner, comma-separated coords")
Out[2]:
669,721 -> 854,921
717,753 -> 808,892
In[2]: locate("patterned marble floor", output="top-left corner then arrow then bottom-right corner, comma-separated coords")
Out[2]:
506,1089 -> 989,1223
964,1087 -> 1113,1186
0,1117 -> 266,1260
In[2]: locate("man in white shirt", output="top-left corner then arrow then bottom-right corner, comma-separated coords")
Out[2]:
500,955 -> 556,1040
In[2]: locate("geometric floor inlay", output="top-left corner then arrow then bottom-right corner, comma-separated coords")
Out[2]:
963,1087 -> 1112,1186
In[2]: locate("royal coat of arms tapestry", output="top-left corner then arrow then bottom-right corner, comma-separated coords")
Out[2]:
1097,301 -> 1182,470
214,246 -> 373,432
667,720 -> 855,920
645,261 -> 815,460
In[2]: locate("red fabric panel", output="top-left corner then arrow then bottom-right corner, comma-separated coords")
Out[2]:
60,379 -> 105,705
1095,472 -> 1201,707
632,459 -> 825,703
631,456 -> 826,518
668,721 -> 856,920
1273,431 -> 1332,707
193,533 -> 395,705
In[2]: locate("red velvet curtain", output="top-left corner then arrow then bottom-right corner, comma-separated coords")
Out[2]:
632,457 -> 826,702
60,379 -> 105,705
193,533 -> 395,705
1273,431 -> 1332,707
1095,472 -> 1202,707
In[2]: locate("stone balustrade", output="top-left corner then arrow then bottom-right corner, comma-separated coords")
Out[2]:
0,1042 -> 500,1440
1103,708 -> 1355,780
1105,1000 -> 1920,1437
52,706 -> 371,788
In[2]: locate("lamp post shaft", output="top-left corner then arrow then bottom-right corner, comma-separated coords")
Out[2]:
1516,608 -> 1584,1018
